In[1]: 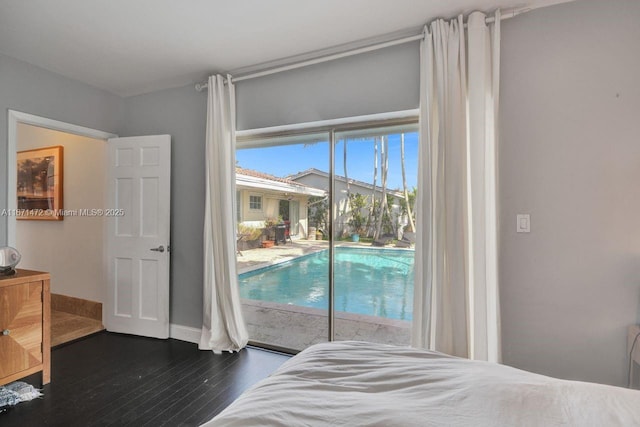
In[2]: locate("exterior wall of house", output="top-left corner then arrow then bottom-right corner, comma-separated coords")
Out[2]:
237,189 -> 310,238
291,174 -> 329,196
238,189 -> 268,224
264,196 -> 280,221
293,173 -> 402,236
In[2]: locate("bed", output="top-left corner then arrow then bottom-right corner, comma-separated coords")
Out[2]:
203,341 -> 640,426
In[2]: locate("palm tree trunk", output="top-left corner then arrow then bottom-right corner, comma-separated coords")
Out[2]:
401,133 -> 415,233
375,136 -> 389,239
367,137 -> 378,237
342,139 -> 350,236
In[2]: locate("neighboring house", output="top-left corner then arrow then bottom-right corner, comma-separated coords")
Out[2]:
236,167 -> 325,239
288,168 -> 406,236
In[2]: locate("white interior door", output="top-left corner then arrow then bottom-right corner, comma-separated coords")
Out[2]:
106,135 -> 171,338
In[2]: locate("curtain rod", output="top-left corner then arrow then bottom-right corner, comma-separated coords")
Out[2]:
195,6 -> 529,92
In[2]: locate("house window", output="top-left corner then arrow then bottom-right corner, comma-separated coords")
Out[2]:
249,194 -> 262,211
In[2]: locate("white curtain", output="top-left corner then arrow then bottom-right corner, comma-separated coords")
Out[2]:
413,11 -> 501,362
200,74 -> 249,353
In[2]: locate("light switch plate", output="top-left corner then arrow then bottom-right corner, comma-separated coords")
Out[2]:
516,214 -> 530,233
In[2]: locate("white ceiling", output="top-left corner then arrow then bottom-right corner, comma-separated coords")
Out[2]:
0,0 -> 575,97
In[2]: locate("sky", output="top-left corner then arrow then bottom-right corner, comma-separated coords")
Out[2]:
236,132 -> 419,190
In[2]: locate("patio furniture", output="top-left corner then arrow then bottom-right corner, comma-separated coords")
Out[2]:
395,238 -> 412,248
236,233 -> 249,256
284,221 -> 293,243
372,234 -> 394,247
395,231 -> 415,248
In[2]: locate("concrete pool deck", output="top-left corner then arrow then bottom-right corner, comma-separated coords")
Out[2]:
237,239 -> 330,274
242,299 -> 411,350
237,239 -> 413,350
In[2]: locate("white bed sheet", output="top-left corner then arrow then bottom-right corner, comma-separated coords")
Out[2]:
204,341 -> 640,426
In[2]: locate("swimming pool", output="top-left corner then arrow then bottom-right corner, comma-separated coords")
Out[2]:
238,247 -> 414,321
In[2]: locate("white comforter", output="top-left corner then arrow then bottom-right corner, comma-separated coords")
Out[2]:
204,341 -> 640,426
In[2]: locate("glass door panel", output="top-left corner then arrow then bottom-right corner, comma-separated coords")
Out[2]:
235,133 -> 329,351
333,126 -> 418,346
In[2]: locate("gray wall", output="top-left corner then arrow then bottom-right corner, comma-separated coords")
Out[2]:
236,41 -> 420,130
0,53 -> 124,243
122,85 -> 208,328
499,0 -> 640,386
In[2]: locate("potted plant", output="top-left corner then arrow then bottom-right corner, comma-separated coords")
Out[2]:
237,224 -> 264,250
264,218 -> 278,240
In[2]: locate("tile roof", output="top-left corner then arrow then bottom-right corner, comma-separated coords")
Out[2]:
236,167 -> 313,187
288,168 -> 404,197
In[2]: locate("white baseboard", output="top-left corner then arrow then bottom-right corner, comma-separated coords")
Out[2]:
170,323 -> 202,344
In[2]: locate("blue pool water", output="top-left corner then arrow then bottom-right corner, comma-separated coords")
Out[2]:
239,247 -> 414,321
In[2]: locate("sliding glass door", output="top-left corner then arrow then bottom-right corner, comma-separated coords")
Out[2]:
332,126 -> 417,346
235,121 -> 418,352
235,133 -> 330,351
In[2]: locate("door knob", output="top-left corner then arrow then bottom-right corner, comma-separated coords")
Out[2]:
1,329 -> 9,336
150,246 -> 165,253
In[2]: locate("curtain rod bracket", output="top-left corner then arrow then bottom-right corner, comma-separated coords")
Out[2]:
196,74 -> 232,91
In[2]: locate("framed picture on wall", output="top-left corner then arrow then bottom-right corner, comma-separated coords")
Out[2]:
17,146 -> 64,220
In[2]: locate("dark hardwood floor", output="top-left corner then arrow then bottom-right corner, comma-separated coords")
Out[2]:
0,331 -> 290,426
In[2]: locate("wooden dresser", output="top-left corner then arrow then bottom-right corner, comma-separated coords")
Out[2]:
0,269 -> 50,385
